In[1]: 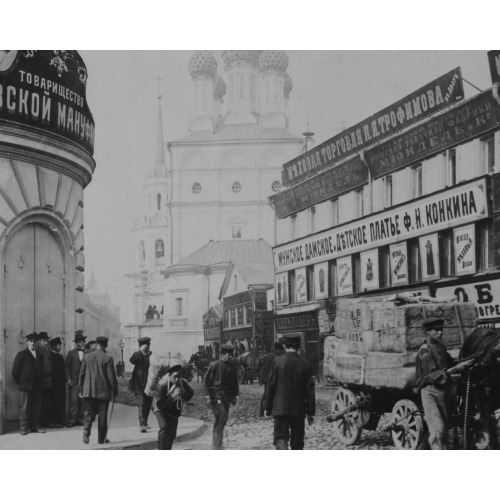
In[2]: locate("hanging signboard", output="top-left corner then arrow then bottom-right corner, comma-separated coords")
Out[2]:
487,51 -> 500,84
453,224 -> 476,276
337,256 -> 353,296
360,249 -> 379,291
314,262 -> 329,299
275,272 -> 289,306
365,90 -> 500,179
419,233 -> 440,281
281,68 -> 463,187
295,267 -> 308,303
390,242 -> 409,286
273,177 -> 488,273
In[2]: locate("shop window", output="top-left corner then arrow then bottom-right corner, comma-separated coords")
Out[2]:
328,260 -> 337,298
439,230 -> 454,277
307,265 -> 315,301
448,149 -> 457,186
385,176 -> 393,208
310,207 -> 316,234
237,306 -> 244,325
408,238 -> 421,283
379,246 -> 391,288
412,164 -> 422,198
245,303 -> 252,324
289,270 -> 296,304
230,308 -> 236,327
482,135 -> 496,174
331,198 -> 339,226
224,310 -> 229,328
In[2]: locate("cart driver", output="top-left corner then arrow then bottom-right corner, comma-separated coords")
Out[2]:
416,317 -> 474,449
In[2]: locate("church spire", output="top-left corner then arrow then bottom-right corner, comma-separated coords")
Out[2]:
152,77 -> 168,177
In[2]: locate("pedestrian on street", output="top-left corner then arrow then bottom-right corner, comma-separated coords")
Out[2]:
65,330 -> 86,426
259,342 -> 284,417
36,331 -> 53,428
145,362 -> 194,449
265,333 -> 316,450
11,332 -> 45,435
79,336 -> 118,445
203,343 -> 239,450
47,337 -> 66,428
416,317 -> 474,449
128,337 -> 153,432
84,340 -> 97,353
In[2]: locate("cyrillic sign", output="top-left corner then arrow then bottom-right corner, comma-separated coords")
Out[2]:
419,233 -> 440,281
488,51 -> 500,84
390,242 -> 409,286
453,224 -> 476,276
0,50 -> 95,156
282,68 -> 463,187
337,256 -> 353,296
365,90 -> 500,179
296,267 -> 307,303
360,249 -> 379,291
275,311 -> 319,332
273,178 -> 488,273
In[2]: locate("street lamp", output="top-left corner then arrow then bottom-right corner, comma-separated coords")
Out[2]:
119,339 -> 125,378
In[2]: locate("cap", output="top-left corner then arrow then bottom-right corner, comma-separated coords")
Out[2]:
74,331 -> 86,342
26,332 -> 38,341
220,343 -> 235,352
96,336 -> 109,346
282,333 -> 301,346
138,337 -> 151,345
422,317 -> 445,331
49,337 -> 62,346
38,332 -> 50,340
166,364 -> 182,375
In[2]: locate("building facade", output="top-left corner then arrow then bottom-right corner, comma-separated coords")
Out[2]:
271,67 -> 500,378
0,51 -> 95,433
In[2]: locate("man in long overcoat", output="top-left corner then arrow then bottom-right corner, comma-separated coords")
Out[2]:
128,337 -> 152,432
36,331 -> 53,427
79,336 -> 118,445
47,337 -> 66,427
65,330 -> 87,426
11,332 -> 45,435
259,342 -> 284,417
265,333 -> 316,450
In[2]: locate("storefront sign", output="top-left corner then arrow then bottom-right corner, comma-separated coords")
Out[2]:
275,311 -> 319,332
365,90 -> 500,179
0,50 -> 95,155
419,233 -> 440,281
435,278 -> 500,322
223,291 -> 251,308
360,249 -> 379,291
274,178 -> 488,272
488,51 -> 500,84
453,224 -> 476,276
390,242 -> 409,286
337,256 -> 353,296
314,262 -> 329,299
282,68 -> 463,187
275,272 -> 289,305
272,157 -> 368,219
295,267 -> 308,303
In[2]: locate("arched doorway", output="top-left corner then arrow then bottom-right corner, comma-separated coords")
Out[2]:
3,223 -> 65,423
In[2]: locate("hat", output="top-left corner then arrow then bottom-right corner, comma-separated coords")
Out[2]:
74,331 -> 86,342
273,342 -> 284,351
49,337 -> 62,346
220,343 -> 235,352
26,332 -> 38,341
138,337 -> 151,345
422,317 -> 445,331
282,333 -> 301,346
96,336 -> 109,346
166,364 -> 182,375
38,332 -> 50,340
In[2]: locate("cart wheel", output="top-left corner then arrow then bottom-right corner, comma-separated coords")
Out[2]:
390,399 -> 424,450
331,388 -> 362,446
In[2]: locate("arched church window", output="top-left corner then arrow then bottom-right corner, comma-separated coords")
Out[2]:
157,193 -> 161,211
232,181 -> 241,194
139,241 -> 145,267
155,239 -> 165,258
192,182 -> 201,194
272,180 -> 281,193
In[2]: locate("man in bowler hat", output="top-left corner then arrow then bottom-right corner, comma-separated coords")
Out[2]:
36,331 -> 53,427
47,337 -> 66,428
265,333 -> 316,450
11,332 -> 45,435
128,337 -> 153,432
79,336 -> 118,444
65,331 -> 86,426
203,343 -> 239,449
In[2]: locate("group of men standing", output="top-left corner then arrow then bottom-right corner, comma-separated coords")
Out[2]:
12,330 -> 117,445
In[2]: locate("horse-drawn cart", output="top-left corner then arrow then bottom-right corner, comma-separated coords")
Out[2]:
236,352 -> 261,384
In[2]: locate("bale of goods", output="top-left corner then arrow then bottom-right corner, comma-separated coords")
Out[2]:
324,298 -> 478,389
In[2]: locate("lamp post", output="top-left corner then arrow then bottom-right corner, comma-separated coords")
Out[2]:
119,339 -> 125,378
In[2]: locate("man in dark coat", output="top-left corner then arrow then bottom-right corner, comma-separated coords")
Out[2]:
265,333 -> 316,450
11,332 -> 45,435
79,336 -> 118,445
36,331 -> 53,427
259,342 -> 284,417
128,337 -> 153,432
203,343 -> 239,450
65,330 -> 86,426
46,337 -> 66,428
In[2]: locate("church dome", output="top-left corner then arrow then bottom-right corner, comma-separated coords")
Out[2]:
221,50 -> 261,70
258,50 -> 289,73
188,50 -> 218,78
214,75 -> 226,100
284,73 -> 293,98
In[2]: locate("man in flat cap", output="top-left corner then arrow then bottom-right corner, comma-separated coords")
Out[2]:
416,317 -> 474,449
11,333 -> 45,435
129,337 -> 153,432
265,333 -> 316,450
65,331 -> 86,426
79,336 -> 118,445
259,342 -> 284,417
203,343 -> 239,449
36,331 -> 53,428
46,337 -> 66,428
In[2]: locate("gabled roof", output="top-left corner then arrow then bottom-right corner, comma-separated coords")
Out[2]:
219,259 -> 275,299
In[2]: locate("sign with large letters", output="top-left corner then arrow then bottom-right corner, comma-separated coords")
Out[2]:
273,178 -> 488,273
281,68 -> 463,187
453,224 -> 476,276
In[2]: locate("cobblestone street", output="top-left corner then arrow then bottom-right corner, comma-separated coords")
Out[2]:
117,378 -> 395,450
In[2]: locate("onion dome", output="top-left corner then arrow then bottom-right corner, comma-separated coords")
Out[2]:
221,50 -> 261,70
284,73 -> 293,99
214,75 -> 226,101
188,50 -> 218,78
258,50 -> 289,73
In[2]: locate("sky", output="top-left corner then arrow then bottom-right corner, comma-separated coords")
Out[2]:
79,50 -> 494,301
